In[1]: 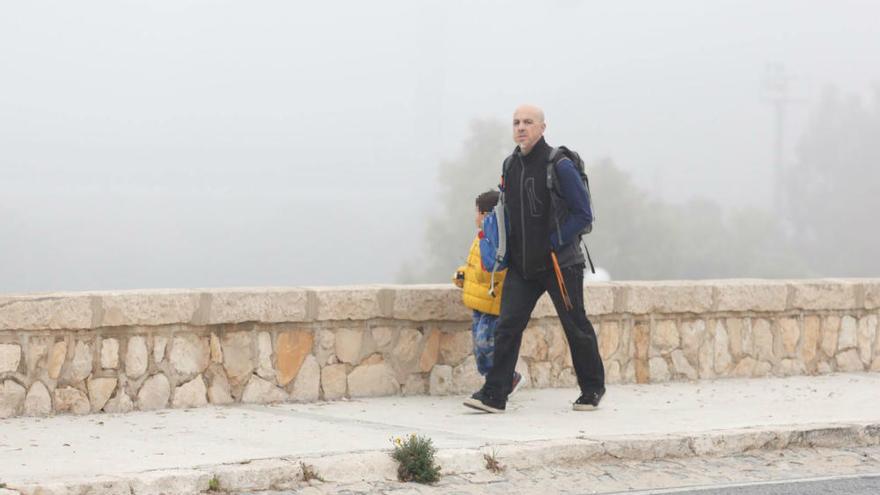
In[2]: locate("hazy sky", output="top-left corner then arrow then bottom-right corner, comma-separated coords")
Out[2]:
2,1 -> 879,292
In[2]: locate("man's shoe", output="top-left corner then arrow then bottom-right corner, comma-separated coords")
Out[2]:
573,388 -> 605,411
463,390 -> 506,413
509,371 -> 524,396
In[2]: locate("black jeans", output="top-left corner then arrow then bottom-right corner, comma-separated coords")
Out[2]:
483,263 -> 605,401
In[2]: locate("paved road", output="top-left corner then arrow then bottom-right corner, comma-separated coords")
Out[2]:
636,474 -> 880,495
242,446 -> 880,494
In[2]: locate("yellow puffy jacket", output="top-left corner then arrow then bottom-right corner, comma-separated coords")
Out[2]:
454,234 -> 506,315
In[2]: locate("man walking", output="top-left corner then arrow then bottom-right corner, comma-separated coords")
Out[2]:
463,104 -> 605,413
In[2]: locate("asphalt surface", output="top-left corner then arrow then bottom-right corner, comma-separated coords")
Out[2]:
631,474 -> 880,495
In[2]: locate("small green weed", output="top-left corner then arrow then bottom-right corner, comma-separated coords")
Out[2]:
390,433 -> 441,484
207,475 -> 220,491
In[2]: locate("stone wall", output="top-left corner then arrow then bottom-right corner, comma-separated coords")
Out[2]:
0,280 -> 878,418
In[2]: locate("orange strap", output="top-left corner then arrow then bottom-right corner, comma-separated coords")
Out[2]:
551,251 -> 573,311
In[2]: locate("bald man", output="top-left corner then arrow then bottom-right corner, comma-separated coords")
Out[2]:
463,105 -> 605,413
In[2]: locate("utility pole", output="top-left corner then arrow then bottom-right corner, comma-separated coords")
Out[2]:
763,63 -> 795,216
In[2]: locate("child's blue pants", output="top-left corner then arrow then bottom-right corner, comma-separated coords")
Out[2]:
471,310 -> 498,376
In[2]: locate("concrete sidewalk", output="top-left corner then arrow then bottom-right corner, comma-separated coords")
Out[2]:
2,373 -> 880,494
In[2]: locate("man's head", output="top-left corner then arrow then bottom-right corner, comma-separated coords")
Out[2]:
475,190 -> 500,229
512,104 -> 546,155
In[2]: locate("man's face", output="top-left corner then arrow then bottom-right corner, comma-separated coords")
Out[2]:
512,106 -> 546,154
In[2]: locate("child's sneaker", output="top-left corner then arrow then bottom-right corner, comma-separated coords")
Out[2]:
509,371 -> 524,396
573,388 -> 605,411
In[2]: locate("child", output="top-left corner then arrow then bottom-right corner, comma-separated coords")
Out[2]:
454,190 -> 522,393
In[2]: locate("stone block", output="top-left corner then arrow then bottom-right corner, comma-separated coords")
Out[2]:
169,335 -> 210,375
520,327 -> 548,361
403,374 -> 427,396
821,316 -> 840,357
865,281 -> 880,309
371,326 -> 396,351
858,315 -> 877,365
392,286 -> 470,321
727,319 -> 745,359
126,336 -> 149,379
335,328 -> 365,365
801,316 -> 821,364
100,338 -> 119,369
530,361 -> 552,388
222,332 -> 254,386
419,330 -> 440,372
839,316 -> 858,350
392,328 -> 423,371
732,357 -> 757,378
242,375 -> 288,404
777,318 -> 800,358
649,357 -> 670,382
429,365 -> 452,396
836,349 -> 864,372
65,340 -> 93,382
670,350 -> 698,380
775,359 -> 806,377
100,290 -> 201,326
313,286 -> 386,321
210,333 -> 223,364
206,288 -> 309,324
439,331 -> 472,366
153,335 -> 168,364
598,321 -> 620,361
0,344 -> 21,373
206,366 -> 234,405
87,377 -> 117,412
25,337 -> 50,375
789,280 -> 858,310
24,381 -> 52,416
275,330 -> 314,386
53,386 -> 90,415
313,329 -> 335,366
547,324 -> 572,367
532,293 -> 556,318
173,375 -> 208,408
291,355 -> 320,402
625,282 -> 713,314
348,361 -> 399,398
714,280 -> 787,312
753,319 -> 774,363
0,379 -> 26,418
652,320 -> 679,355
137,373 -> 171,411
452,356 -> 483,394
0,293 -> 92,330
256,331 -> 274,380
679,320 -> 706,365
321,364 -> 348,400
104,390 -> 134,414
604,360 -> 622,384
584,284 -> 614,315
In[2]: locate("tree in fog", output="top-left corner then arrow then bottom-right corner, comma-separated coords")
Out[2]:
403,119 -> 808,283
785,86 -> 880,277
398,119 -> 510,283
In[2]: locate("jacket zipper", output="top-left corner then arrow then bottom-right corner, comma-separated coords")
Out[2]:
518,155 -> 527,276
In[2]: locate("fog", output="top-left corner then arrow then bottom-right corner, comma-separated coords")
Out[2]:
2,1 -> 879,292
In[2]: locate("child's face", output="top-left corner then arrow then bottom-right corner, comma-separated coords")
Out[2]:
475,207 -> 487,229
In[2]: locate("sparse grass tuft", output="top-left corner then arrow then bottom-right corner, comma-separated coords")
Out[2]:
300,461 -> 325,482
484,449 -> 504,473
